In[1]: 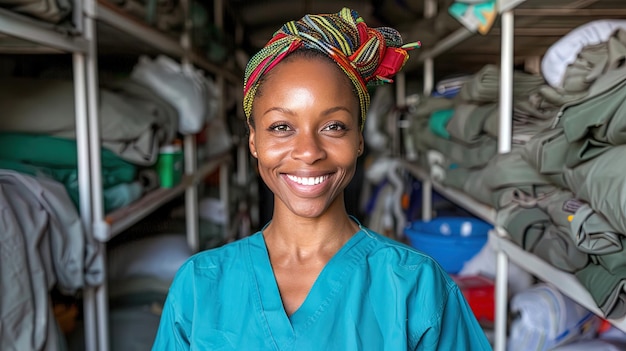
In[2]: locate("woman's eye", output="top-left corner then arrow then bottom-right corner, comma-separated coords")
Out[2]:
324,122 -> 347,131
270,124 -> 291,132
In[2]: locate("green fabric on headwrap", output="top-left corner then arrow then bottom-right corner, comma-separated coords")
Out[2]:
243,7 -> 419,130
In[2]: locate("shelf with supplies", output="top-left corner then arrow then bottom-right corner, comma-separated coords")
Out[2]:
0,0 -> 243,349
400,160 -> 496,224
104,150 -> 231,239
404,1 -> 626,350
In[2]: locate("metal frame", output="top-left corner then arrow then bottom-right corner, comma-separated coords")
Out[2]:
0,8 -> 88,52
0,1 -> 238,350
410,1 -> 626,350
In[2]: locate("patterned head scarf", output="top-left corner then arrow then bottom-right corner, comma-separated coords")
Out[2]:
243,7 -> 420,130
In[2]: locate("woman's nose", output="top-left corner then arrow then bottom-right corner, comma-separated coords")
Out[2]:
290,132 -> 326,164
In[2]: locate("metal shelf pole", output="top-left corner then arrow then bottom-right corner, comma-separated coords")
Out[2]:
421,57 -> 434,221
494,6 -> 515,351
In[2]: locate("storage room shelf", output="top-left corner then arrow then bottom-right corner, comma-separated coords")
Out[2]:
490,230 -> 626,331
0,7 -> 87,53
94,0 -> 239,83
104,151 -> 230,239
401,161 -> 497,224
407,0 -> 626,77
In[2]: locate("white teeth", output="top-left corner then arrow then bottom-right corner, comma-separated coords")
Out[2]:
287,175 -> 329,185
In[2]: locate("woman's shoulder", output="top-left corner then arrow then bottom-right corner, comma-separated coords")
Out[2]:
360,227 -> 454,283
176,232 -> 262,275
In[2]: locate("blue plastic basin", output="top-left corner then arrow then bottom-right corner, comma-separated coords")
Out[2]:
404,217 -> 492,274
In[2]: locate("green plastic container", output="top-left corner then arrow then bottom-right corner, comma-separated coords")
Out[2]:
156,144 -> 183,188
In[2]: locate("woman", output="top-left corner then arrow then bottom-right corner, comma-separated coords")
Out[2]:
152,8 -> 491,350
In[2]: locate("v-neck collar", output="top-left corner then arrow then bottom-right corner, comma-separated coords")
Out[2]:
246,224 -> 369,350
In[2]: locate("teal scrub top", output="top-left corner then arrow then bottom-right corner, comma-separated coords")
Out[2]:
151,225 -> 492,350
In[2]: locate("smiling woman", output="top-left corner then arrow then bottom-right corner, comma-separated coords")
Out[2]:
151,7 -> 491,351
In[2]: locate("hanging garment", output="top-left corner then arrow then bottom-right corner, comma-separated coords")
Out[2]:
0,170 -> 102,351
152,226 -> 491,350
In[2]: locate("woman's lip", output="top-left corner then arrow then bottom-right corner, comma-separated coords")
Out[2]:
284,174 -> 331,186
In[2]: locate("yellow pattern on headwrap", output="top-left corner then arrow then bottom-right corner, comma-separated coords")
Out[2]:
243,7 -> 419,130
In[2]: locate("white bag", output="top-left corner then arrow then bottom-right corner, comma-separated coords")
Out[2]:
131,55 -> 219,134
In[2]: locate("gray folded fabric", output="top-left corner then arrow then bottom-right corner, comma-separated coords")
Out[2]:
560,76 -> 626,168
447,103 -> 494,144
408,109 -> 497,169
498,204 -> 551,254
563,144 -> 626,235
520,127 -> 570,189
498,202 -> 588,273
576,263 -> 626,319
0,0 -> 71,23
443,146 -> 557,209
534,224 -> 590,273
0,77 -> 178,166
571,204 -> 622,255
459,64 -> 545,104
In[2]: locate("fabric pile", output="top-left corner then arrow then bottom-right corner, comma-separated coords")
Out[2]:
0,54 -> 222,214
404,19 -> 626,320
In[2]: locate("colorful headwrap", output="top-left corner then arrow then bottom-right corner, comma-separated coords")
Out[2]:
243,7 -> 420,130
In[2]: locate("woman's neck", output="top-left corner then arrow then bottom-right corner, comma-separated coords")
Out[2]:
262,206 -> 359,262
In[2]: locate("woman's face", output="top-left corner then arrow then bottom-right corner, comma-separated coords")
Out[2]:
248,56 -> 364,219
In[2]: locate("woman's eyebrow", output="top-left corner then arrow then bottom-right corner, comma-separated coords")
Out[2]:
321,106 -> 352,116
262,107 -> 295,116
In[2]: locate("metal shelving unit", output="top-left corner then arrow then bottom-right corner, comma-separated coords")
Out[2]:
405,1 -> 626,351
0,1 -> 239,350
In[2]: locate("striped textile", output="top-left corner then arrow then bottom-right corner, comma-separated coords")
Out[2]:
243,7 -> 420,129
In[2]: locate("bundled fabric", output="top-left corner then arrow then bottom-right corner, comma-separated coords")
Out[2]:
458,64 -> 545,104
131,55 -> 220,135
0,132 -> 139,213
540,28 -> 626,107
243,7 -> 419,129
558,66 -> 626,169
542,20 -> 626,88
563,144 -> 626,236
0,77 -> 178,165
444,145 -> 557,210
519,126 -> 570,189
576,263 -> 626,319
0,0 -> 71,23
571,203 -> 622,255
497,199 -> 588,273
117,0 -> 184,33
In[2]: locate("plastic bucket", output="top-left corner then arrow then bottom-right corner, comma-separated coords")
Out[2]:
404,217 -> 491,274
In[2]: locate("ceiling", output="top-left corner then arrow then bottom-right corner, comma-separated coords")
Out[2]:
228,0 -> 428,49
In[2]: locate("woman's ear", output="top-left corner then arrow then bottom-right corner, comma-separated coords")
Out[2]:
358,134 -> 364,156
248,124 -> 258,158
